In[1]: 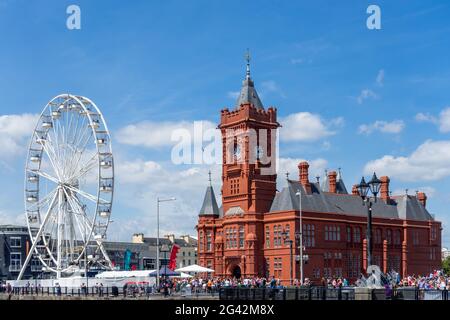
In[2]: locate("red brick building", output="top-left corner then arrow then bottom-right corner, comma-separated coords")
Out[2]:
196,61 -> 442,284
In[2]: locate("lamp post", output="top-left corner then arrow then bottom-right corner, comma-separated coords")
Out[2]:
282,230 -> 294,285
156,197 -> 176,290
295,189 -> 304,285
356,172 -> 381,269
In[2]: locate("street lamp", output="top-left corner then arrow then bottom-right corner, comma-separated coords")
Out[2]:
156,197 -> 176,290
282,230 -> 294,285
295,189 -> 304,285
356,172 -> 381,269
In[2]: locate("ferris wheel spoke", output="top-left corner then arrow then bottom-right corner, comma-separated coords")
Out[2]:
62,188 -> 90,242
65,184 -> 108,204
27,168 -> 59,185
41,136 -> 63,181
26,187 -> 58,211
71,154 -> 98,182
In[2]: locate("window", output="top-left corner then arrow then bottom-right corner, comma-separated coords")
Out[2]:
303,224 -> 315,247
10,237 -> 21,248
9,253 -> 21,272
394,230 -> 401,246
265,226 -> 270,248
239,226 -> 244,248
274,225 -> 282,247
353,227 -> 361,243
386,229 -> 392,246
206,231 -> 212,252
274,257 -> 282,278
31,259 -> 42,272
285,224 -> 290,246
265,258 -> 270,278
346,253 -> 361,278
199,231 -> 204,251
431,226 -> 437,241
346,227 -> 352,243
412,230 -> 420,246
430,247 -> 437,260
374,229 -> 382,245
325,225 -> 340,241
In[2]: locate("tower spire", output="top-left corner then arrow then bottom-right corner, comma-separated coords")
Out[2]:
208,170 -> 212,186
245,48 -> 251,79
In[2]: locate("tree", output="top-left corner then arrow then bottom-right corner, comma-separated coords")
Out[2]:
443,256 -> 450,275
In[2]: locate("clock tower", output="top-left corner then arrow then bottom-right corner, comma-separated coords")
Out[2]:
219,54 -> 280,217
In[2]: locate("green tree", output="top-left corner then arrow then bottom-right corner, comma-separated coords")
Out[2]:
443,256 -> 450,275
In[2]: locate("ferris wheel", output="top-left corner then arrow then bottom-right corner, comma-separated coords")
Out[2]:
18,94 -> 114,280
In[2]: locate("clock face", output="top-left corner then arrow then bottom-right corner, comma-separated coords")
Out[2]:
234,144 -> 242,160
255,145 -> 264,159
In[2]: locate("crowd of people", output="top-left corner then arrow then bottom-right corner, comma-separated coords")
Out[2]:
2,269 -> 450,297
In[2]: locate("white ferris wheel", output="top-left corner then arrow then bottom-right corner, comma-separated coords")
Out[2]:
18,94 -> 114,279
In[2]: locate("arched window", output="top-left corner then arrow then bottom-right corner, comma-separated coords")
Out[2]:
239,226 -> 244,248
353,227 -> 361,243
394,229 -> 401,246
199,231 -> 204,251
386,229 -> 392,246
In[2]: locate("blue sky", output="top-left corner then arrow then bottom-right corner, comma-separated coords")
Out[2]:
0,0 -> 450,247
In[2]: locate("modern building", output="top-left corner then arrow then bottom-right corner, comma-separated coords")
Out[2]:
0,225 -> 42,280
196,60 -> 442,284
443,247 -> 450,261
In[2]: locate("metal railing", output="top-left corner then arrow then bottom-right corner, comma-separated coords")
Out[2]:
1,285 -> 448,300
218,286 -> 449,301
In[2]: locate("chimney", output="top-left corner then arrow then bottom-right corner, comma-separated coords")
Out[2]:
328,171 -> 337,193
417,192 -> 427,207
380,176 -> 390,202
298,161 -> 311,193
165,234 -> 176,243
132,233 -> 144,243
352,184 -> 360,196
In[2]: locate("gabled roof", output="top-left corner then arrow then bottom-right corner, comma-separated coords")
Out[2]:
269,180 -> 434,221
199,185 -> 220,216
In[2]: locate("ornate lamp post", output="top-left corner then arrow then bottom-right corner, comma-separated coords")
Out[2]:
356,172 -> 381,269
156,197 -> 176,289
282,230 -> 294,285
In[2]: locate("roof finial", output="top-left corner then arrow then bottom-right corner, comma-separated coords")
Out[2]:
208,170 -> 212,186
245,48 -> 251,79
285,171 -> 290,180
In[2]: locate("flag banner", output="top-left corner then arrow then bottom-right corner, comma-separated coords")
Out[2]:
168,244 -> 180,270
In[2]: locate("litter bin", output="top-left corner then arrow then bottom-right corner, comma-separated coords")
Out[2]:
111,286 -> 118,297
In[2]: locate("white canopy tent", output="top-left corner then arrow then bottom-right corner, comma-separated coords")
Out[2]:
175,264 -> 215,273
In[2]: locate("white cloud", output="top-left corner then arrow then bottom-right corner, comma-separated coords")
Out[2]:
415,112 -> 437,123
278,157 -> 328,186
438,107 -> 450,132
358,120 -> 405,135
116,120 -> 216,148
280,112 -> 343,142
0,113 -> 38,159
356,89 -> 378,104
364,139 -> 450,182
376,69 -> 385,87
415,107 -> 450,133
391,186 -> 436,198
